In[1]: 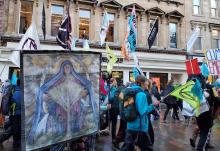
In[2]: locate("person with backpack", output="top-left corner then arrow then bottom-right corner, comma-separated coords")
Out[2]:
0,79 -> 14,145
120,75 -> 160,151
0,79 -> 21,149
10,79 -> 21,148
109,78 -> 119,144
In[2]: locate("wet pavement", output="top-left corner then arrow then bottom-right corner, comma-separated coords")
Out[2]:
1,109 -> 220,151
95,111 -> 220,151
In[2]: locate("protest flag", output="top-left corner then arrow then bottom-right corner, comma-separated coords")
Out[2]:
169,80 -> 200,115
100,11 -> 109,46
106,44 -> 118,73
121,5 -> 137,60
187,25 -> 200,53
42,1 -> 46,40
148,17 -> 159,49
131,53 -> 144,76
56,0 -> 72,50
10,18 -> 41,67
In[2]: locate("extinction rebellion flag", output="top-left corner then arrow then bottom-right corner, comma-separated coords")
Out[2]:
56,1 -> 72,50
148,18 -> 158,49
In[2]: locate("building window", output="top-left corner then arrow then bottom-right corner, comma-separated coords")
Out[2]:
211,0 -> 217,17
150,19 -> 158,46
194,37 -> 202,50
112,71 -> 123,85
79,9 -> 90,40
169,23 -> 177,48
106,13 -> 114,42
19,1 -> 33,34
193,27 -> 202,50
193,0 -> 201,15
212,30 -> 220,49
51,5 -> 64,36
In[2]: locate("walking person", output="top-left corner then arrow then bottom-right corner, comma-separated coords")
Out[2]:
109,78 -> 119,144
145,79 -> 156,144
0,79 -> 21,149
120,75 -> 160,151
163,80 -> 179,122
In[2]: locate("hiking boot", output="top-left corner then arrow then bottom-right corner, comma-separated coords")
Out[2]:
190,138 -> 195,148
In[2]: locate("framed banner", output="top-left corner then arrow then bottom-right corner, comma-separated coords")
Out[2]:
20,51 -> 101,151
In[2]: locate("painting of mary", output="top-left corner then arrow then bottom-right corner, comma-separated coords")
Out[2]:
26,60 -> 98,150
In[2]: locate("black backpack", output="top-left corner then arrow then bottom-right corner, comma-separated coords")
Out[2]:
119,87 -> 143,122
1,85 -> 14,115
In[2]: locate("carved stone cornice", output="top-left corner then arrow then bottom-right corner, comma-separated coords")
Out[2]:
74,0 -> 98,14
209,23 -> 220,32
100,0 -> 122,18
146,7 -> 165,23
190,20 -> 208,31
47,0 -> 50,8
124,3 -> 145,20
100,0 -> 122,9
148,0 -> 184,7
36,0 -> 39,7
166,10 -> 184,25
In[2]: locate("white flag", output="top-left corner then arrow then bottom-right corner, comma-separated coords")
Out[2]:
131,53 -> 144,76
100,11 -> 109,46
83,39 -> 90,51
187,26 -> 200,53
10,20 -> 41,67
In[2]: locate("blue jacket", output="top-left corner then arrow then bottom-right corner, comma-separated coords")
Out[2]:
12,86 -> 21,115
127,85 -> 154,132
109,86 -> 117,103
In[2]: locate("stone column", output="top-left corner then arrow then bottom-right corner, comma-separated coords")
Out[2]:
6,0 -> 16,34
73,4 -> 79,38
160,17 -> 168,48
46,0 -> 51,37
114,12 -> 119,43
69,1 -> 74,38
141,15 -> 147,47
90,7 -> 96,41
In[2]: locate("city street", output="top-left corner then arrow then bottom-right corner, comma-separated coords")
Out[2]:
1,108 -> 220,151
96,115 -> 220,151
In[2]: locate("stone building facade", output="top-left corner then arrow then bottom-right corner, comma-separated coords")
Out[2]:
0,0 -> 219,90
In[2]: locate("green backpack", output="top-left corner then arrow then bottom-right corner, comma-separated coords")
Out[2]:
119,87 -> 142,122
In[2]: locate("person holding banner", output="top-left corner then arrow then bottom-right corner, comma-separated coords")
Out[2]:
187,75 -> 215,151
